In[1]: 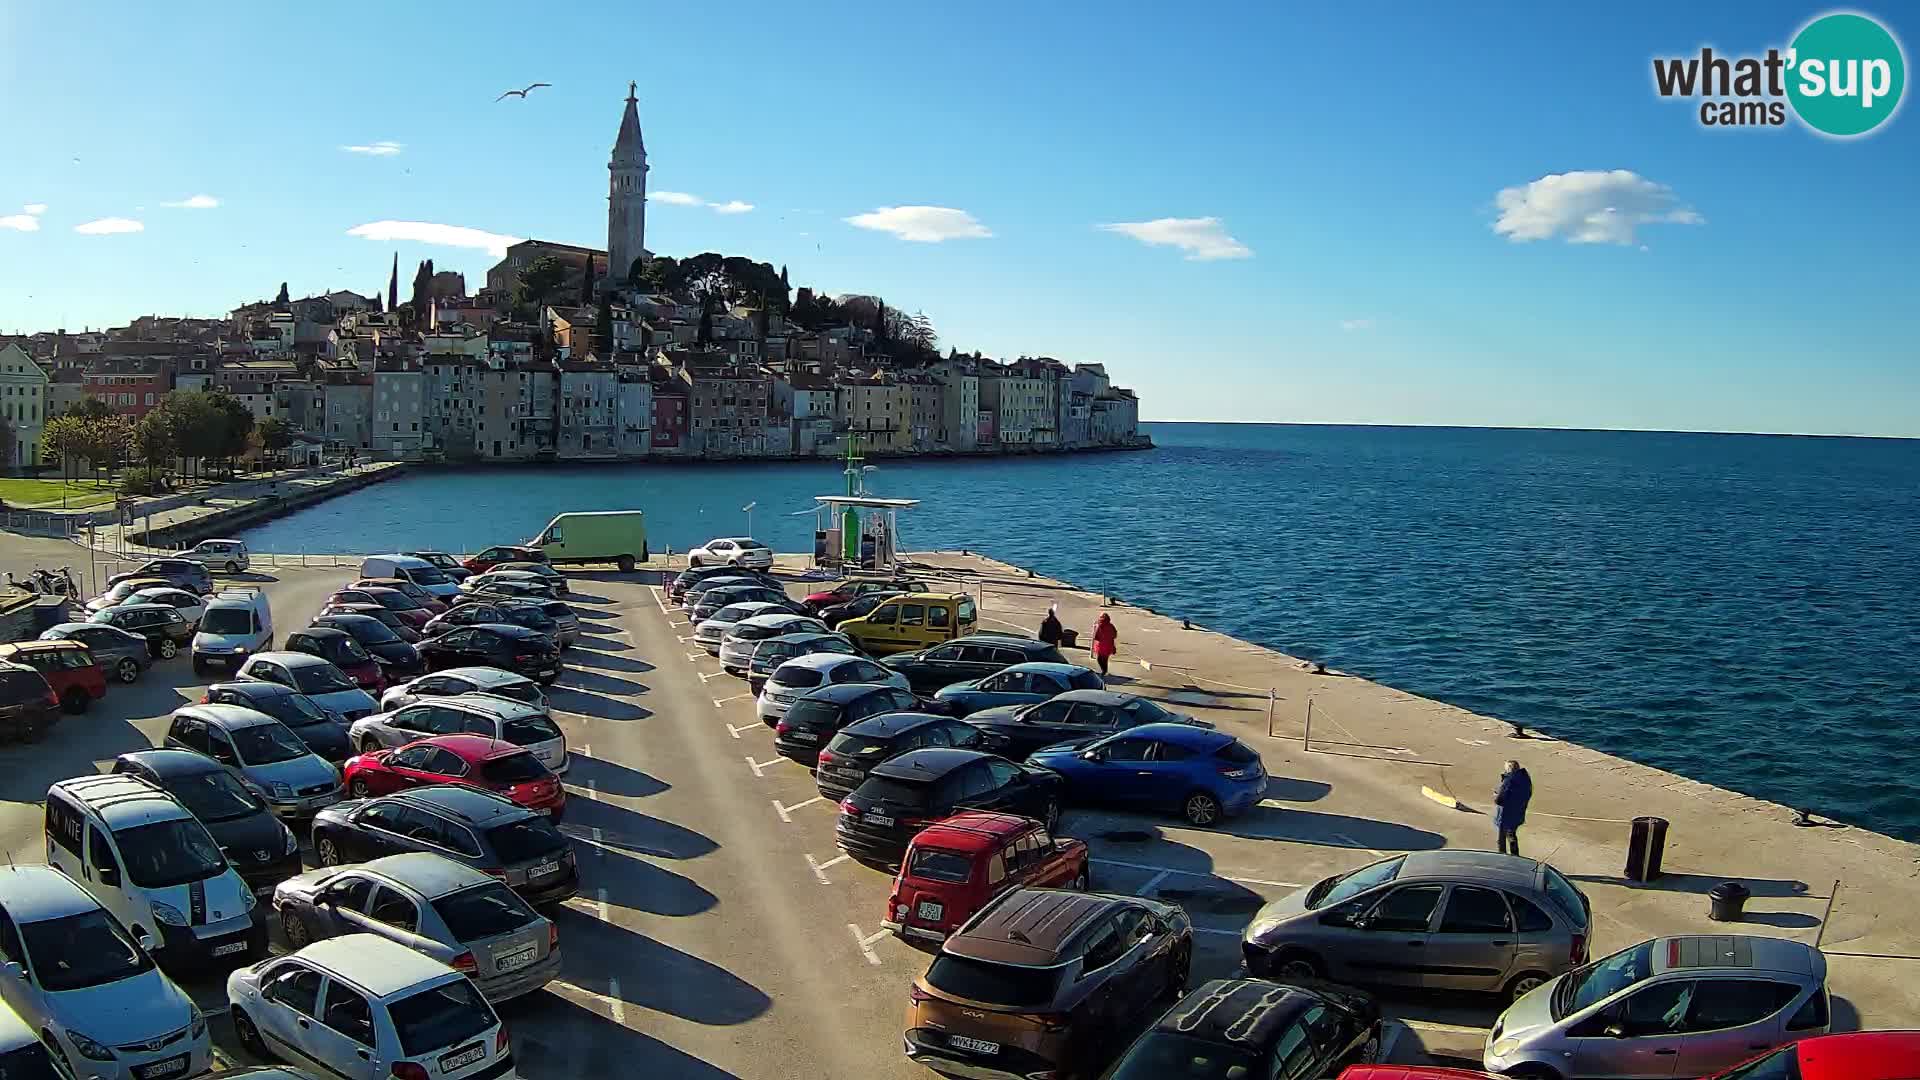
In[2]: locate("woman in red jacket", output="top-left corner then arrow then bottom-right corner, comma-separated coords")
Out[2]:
1090,613 -> 1117,676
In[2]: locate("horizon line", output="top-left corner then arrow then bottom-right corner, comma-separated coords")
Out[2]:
1138,419 -> 1920,443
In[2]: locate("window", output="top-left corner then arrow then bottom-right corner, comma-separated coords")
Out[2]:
1366,885 -> 1443,932
927,605 -> 951,629
1787,986 -> 1828,1030
326,876 -> 378,913
1101,737 -> 1154,762
321,981 -> 376,1046
985,853 -> 1006,885
1685,980 -> 1799,1031
264,964 -> 323,1015
390,745 -> 436,771
1080,919 -> 1126,970
1508,894 -> 1555,933
1438,886 -> 1514,934
983,759 -> 1023,788
367,887 -> 421,932
898,604 -> 925,627
1617,979 -> 1695,1036
87,825 -> 119,880
867,603 -> 897,625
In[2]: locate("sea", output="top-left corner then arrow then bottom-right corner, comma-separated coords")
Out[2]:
242,423 -> 1920,841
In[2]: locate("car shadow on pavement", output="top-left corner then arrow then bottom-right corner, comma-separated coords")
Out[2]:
547,688 -> 652,722
563,799 -> 718,860
1566,871 -> 1812,899
554,668 -> 649,696
587,846 -> 718,917
506,993 -> 747,1077
1209,807 -> 1445,851
565,755 -> 669,798
1260,776 -> 1332,804
572,633 -> 633,652
547,914 -> 772,1025
571,607 -> 620,622
560,591 -> 615,606
568,651 -> 656,675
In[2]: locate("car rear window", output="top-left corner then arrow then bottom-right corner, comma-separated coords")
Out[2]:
387,977 -> 498,1057
0,668 -> 49,698
432,882 -> 540,941
488,681 -> 542,706
924,955 -> 1063,1009
771,666 -> 823,689
856,776 -> 933,810
485,818 -> 568,863
907,847 -> 974,884
501,714 -> 563,745
1542,866 -> 1588,928
825,732 -> 893,759
784,699 -> 843,728
1068,670 -> 1105,690
482,753 -> 550,785
1214,741 -> 1259,765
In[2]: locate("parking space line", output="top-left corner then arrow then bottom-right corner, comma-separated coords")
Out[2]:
686,651 -> 706,662
1137,869 -> 1173,897
581,743 -> 592,758
848,923 -> 887,966
596,887 -> 609,921
745,755 -> 787,777
807,852 -> 850,884
774,795 -> 825,822
649,586 -> 670,615
1400,1019 -> 1491,1037
1378,1021 -> 1403,1063
607,978 -> 627,1024
1331,832 -> 1387,857
1092,857 -> 1300,890
1191,927 -> 1242,937
712,692 -> 750,706
726,723 -> 760,739
699,671 -> 727,683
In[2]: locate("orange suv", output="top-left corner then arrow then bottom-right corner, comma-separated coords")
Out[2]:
904,887 -> 1192,1080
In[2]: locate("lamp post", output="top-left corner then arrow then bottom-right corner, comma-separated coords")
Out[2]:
742,501 -> 756,536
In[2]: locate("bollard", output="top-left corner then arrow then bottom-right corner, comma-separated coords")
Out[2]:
1265,688 -> 1277,738
1708,881 -> 1751,922
1814,879 -> 1841,947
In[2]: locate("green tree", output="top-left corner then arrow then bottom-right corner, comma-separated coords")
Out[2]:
257,416 -> 295,466
596,297 -> 614,350
70,396 -> 112,420
0,416 -> 16,469
516,256 -> 569,313
132,411 -> 177,471
696,290 -> 716,346
40,415 -> 88,480
639,255 -> 674,293
209,392 -> 255,473
160,390 -> 226,482
275,282 -> 290,305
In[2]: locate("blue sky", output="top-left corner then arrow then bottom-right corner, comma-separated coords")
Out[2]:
2,1 -> 1916,436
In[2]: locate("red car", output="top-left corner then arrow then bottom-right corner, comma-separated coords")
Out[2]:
351,577 -> 449,614
326,587 -> 434,630
1705,1031 -> 1920,1079
802,577 -> 925,614
464,545 -> 546,573
882,811 -> 1087,943
321,602 -> 422,643
1337,1069 -> 1495,1080
0,641 -> 108,714
342,734 -> 567,819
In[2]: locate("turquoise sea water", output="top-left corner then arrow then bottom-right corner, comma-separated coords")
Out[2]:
243,423 -> 1920,840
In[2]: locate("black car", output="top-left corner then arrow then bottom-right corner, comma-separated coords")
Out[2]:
962,689 -> 1208,760
110,748 -> 303,894
1100,978 -> 1382,1079
202,681 -> 353,763
680,574 -> 772,610
691,584 -> 803,623
417,623 -> 561,684
819,590 -> 906,630
106,558 -> 214,596
93,603 -> 195,659
309,612 -> 425,677
323,602 -> 422,643
429,600 -> 558,640
836,748 -> 1062,868
773,683 -> 922,766
881,633 -> 1072,694
668,565 -> 780,603
814,711 -> 992,802
310,785 -> 579,905
284,626 -> 377,675
0,662 -> 59,742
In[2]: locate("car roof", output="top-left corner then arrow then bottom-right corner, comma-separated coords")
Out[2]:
1120,722 -> 1233,749
1152,979 -> 1322,1048
317,613 -> 383,627
181,703 -> 284,730
209,680 -> 295,699
130,585 -> 194,597
50,773 -> 192,829
947,888 -> 1116,965
1001,662 -> 1090,676
964,630 -> 1042,643
912,811 -> 1038,851
735,613 -> 812,629
710,601 -> 784,618
430,694 -> 540,719
1332,1069 -> 1496,1080
800,682 -> 902,704
416,734 -> 527,761
1651,935 -> 1821,976
395,785 -> 536,824
466,623 -> 544,639
46,622 -> 126,635
871,747 -> 992,781
358,853 -> 497,898
110,603 -> 176,614
436,667 -> 532,687
254,651 -> 330,669
784,652 -> 868,672
841,711 -> 951,738
1050,689 -> 1140,706
375,555 -> 433,568
117,747 -> 227,778
0,865 -> 103,923
293,626 -> 354,642
292,934 -> 463,1000
1793,1031 -> 1920,1080
1396,850 -> 1544,890
0,640 -> 80,654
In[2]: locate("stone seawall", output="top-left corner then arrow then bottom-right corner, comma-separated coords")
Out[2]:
135,464 -> 406,548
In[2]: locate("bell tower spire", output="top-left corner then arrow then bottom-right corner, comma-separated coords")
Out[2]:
608,81 -> 648,284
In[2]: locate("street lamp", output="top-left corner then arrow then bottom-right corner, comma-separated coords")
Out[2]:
742,501 -> 756,536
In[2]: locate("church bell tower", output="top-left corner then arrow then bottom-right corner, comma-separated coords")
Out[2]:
608,81 -> 649,285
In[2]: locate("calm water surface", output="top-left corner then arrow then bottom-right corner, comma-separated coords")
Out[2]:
245,423 -> 1920,839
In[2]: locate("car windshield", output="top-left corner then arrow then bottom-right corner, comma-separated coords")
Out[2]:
1713,1046 -> 1800,1080
374,592 -> 418,611
252,691 -> 331,728
485,681 -> 542,706
1215,741 -> 1260,765
113,818 -> 227,888
485,818 -> 568,863
732,623 -> 782,641
1311,855 -> 1405,908
292,663 -> 357,694
856,776 -> 933,810
924,954 -> 1063,1009
388,977 -> 498,1057
0,1040 -> 61,1080
332,637 -> 372,662
433,882 -> 540,942
1104,1033 -> 1261,1080
1555,940 -> 1656,1020
409,567 -> 451,585
482,753 -> 550,785
162,769 -> 264,823
1068,669 -> 1105,690
501,714 -> 563,745
200,608 -> 255,635
754,644 -> 798,667
784,699 -> 844,728
906,846 -> 974,883
345,619 -> 400,645
1543,866 -> 1589,928
231,722 -> 310,765
21,909 -> 155,992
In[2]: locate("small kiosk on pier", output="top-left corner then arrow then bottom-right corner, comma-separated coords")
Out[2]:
811,435 -> 918,574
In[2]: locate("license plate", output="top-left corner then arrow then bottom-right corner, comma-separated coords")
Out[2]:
832,768 -> 863,781
439,1044 -> 486,1072
866,813 -> 894,827
140,1056 -> 189,1079
496,945 -> 538,973
915,900 -> 943,920
768,692 -> 792,703
211,941 -> 249,957
531,860 -> 559,878
789,731 -> 817,743
949,1036 -> 999,1055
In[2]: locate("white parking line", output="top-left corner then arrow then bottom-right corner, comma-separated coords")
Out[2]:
745,755 -> 786,778
1400,1019 -> 1491,1037
847,923 -> 887,966
1091,857 -> 1300,890
699,670 -> 727,682
774,795 -> 825,822
596,887 -> 609,921
712,692 -> 750,706
607,978 -> 626,1023
581,743 -> 592,758
1191,927 -> 1242,937
586,780 -> 597,800
590,826 -> 604,847
807,852 -> 850,884
1137,869 -> 1173,897
1331,832 -> 1387,857
686,652 -> 706,662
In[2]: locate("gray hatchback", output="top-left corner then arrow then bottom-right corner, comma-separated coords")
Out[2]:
38,622 -> 151,683
1242,850 -> 1591,1003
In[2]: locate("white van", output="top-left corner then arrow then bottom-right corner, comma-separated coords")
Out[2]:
44,774 -> 267,965
193,587 -> 274,676
359,554 -> 461,599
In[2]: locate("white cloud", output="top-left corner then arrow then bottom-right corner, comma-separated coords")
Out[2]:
711,200 -> 754,215
649,191 -> 704,206
844,206 -> 992,243
1492,169 -> 1703,245
1100,217 -> 1252,260
341,141 -> 404,156
74,217 -> 144,235
23,204 -> 46,215
0,214 -> 39,232
346,220 -> 524,257
1339,318 -> 1373,331
162,194 -> 220,209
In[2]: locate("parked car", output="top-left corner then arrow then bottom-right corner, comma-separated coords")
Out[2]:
802,576 -> 930,614
818,589 -> 907,630
460,571 -> 561,600
428,599 -> 560,644
671,566 -> 778,605
903,888 -> 1192,1080
1244,851 -> 1593,1005
125,586 -> 207,628
39,621 -> 151,684
350,577 -> 449,614
110,749 -> 304,895
883,811 -> 1088,943
964,689 -> 1204,760
325,587 -> 434,630
679,573 -> 772,610
1103,978 -> 1384,1079
758,652 -> 913,726
403,550 -> 472,584
202,681 -> 353,763
817,711 -> 995,802
691,586 -> 797,626
1029,723 -> 1263,826
837,748 -> 1064,867
343,735 -> 566,819
311,786 -> 578,906
380,667 -> 548,713
320,602 -> 421,643
0,662 -> 59,742
164,704 -> 344,820
837,592 -> 981,655
180,537 -> 251,573
686,536 -> 774,569
106,558 -> 213,596
272,852 -> 562,1002
193,587 -> 275,674
526,598 -> 581,647
693,600 -> 794,654
526,510 -> 647,571
89,603 -> 194,659
881,632 -> 1070,694
719,613 -> 830,674
416,624 -> 561,685
0,865 -> 213,1080
309,611 -> 426,678
1339,1070 -> 1495,1080
463,544 -> 546,573
284,627 -> 385,692
490,561 -> 568,595
360,555 -> 461,599
0,982 -> 80,1079
0,639 -> 106,713
935,662 -> 1106,717
84,575 -> 171,613
1703,1031 -> 1920,1080
774,683 -> 922,766
747,631 -> 863,693
350,693 -> 567,774
227,933 -> 513,1080
237,652 -> 380,720
1484,935 -> 1830,1079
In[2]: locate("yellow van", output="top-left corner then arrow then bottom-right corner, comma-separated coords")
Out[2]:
837,592 -> 978,655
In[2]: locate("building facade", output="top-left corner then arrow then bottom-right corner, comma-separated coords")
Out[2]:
0,343 -> 48,470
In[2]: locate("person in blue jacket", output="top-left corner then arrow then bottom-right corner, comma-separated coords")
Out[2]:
1494,759 -> 1533,856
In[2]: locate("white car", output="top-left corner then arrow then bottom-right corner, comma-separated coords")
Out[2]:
180,538 -> 251,573
238,652 -> 379,721
229,933 -> 518,1080
380,667 -> 549,713
125,587 -> 207,628
0,865 -> 212,1080
693,601 -> 789,654
687,537 -> 774,570
718,613 -> 830,674
756,652 -> 911,725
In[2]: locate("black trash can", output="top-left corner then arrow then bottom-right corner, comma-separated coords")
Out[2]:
1625,816 -> 1669,882
1709,881 -> 1752,922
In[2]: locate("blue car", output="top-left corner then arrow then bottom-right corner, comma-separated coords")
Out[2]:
932,661 -> 1104,716
1029,722 -> 1268,826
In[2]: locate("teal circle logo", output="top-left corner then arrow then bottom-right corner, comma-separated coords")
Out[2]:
1787,12 -> 1906,136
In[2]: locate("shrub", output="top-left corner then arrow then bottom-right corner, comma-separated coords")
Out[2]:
118,466 -> 171,496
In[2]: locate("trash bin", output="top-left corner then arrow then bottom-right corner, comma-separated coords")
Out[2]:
1625,815 -> 1669,882
1060,628 -> 1079,649
1708,881 -> 1752,922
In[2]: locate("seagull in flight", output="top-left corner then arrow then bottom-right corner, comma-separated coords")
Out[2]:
496,82 -> 551,102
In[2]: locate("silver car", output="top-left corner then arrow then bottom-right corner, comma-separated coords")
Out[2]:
679,574 -> 762,611
1242,850 -> 1591,1003
1485,935 -> 1830,1079
164,704 -> 343,819
39,622 -> 151,683
756,651 -> 912,725
694,601 -> 789,654
350,694 -> 569,774
691,585 -> 790,623
380,667 -> 549,712
237,651 -> 380,720
719,613 -> 830,674
273,852 -> 561,1003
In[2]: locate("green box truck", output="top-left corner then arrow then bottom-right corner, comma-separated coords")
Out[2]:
530,510 -> 648,572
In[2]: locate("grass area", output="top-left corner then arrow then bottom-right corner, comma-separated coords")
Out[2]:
0,477 -> 120,509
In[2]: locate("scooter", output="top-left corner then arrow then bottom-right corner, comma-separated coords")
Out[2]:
7,566 -> 79,598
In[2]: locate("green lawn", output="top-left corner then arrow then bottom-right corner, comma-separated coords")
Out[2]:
0,477 -> 120,509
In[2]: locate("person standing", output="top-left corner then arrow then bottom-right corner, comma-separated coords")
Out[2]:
1493,759 -> 1532,856
1090,613 -> 1117,676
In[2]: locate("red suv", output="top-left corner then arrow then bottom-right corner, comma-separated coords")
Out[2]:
343,734 -> 567,819
0,641 -> 107,713
884,812 -> 1089,943
464,545 -> 546,573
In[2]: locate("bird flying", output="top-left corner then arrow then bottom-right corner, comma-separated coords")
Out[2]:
495,82 -> 551,101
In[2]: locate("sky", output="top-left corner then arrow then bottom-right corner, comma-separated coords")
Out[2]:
2,1 -> 1916,436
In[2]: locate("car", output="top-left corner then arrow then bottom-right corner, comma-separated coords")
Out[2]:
360,555 -> 461,599
89,603 -> 194,659
428,599 -> 561,644
180,537 -> 251,573
0,865 -> 213,1080
881,633 -> 1070,694
686,536 -> 774,569
818,589 -> 907,630
837,592 -> 981,655
962,689 -> 1206,760
1338,1070 -> 1496,1080
463,544 -> 546,573
350,577 -> 449,615
284,627 -> 386,692
491,561 -> 569,594
320,602 -> 421,643
667,564 -> 779,603
310,611 -> 426,678
802,576 -> 931,614
105,558 -> 213,596
202,681 -> 353,763
310,786 -> 578,906
883,811 -> 1088,943
0,997 -> 68,1080
272,852 -> 562,1002
416,624 -> 561,685
1028,723 -> 1263,825
1103,978 -> 1384,1079
110,749 -> 304,895
0,640 -> 106,714
526,510 -> 647,571
237,652 -> 381,720
164,704 -> 344,820
0,661 -> 60,742
1485,935 -> 1830,1079
325,587 -> 434,630
679,573 -> 771,610
83,575 -> 172,613
39,621 -> 151,684
747,631 -> 863,693
837,748 -> 1064,868
460,571 -> 561,600
903,888 -> 1192,1080
1244,851 -> 1593,1004
774,683 -> 923,766
758,652 -> 914,726
350,693 -> 567,774
403,550 -> 472,584
124,586 -> 207,628
693,600 -> 793,654
380,667 -> 548,713
691,588 -> 796,627
935,661 -> 1106,717
343,735 -> 566,819
816,711 -> 996,802
719,612 -> 830,674
1703,1031 -> 1920,1080
524,598 -> 581,647
227,933 -> 514,1080
193,586 -> 275,673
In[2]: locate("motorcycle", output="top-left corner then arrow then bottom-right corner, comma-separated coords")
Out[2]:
5,566 -> 79,598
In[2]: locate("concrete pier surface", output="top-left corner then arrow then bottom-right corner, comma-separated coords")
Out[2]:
0,530 -> 1912,1075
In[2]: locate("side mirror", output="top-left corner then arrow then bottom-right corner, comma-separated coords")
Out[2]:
95,865 -> 121,888
1604,1023 -> 1627,1038
3,961 -> 25,982
133,928 -> 155,950
1080,750 -> 1101,762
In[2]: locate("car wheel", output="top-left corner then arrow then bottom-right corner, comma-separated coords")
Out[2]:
315,835 -> 342,866
1043,800 -> 1060,831
42,1034 -> 73,1078
688,556 -> 702,568
157,638 -> 179,659
231,1007 -> 272,1060
61,689 -> 88,715
1506,970 -> 1551,1004
349,778 -> 373,798
617,555 -> 635,573
1507,1068 -> 1562,1080
115,658 -> 141,683
1182,791 -> 1222,826
281,909 -> 311,949
1358,1028 -> 1381,1063
358,736 -> 382,754
1271,949 -> 1324,981
226,561 -> 241,573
